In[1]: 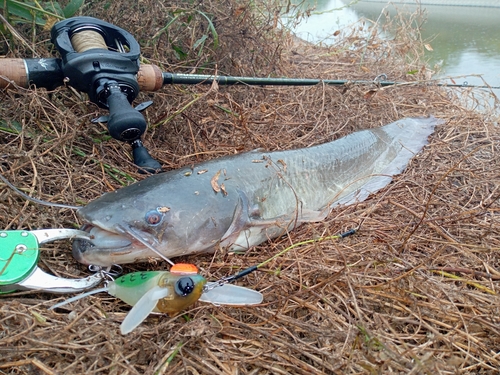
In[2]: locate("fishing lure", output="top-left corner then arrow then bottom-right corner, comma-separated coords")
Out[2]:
51,263 -> 263,334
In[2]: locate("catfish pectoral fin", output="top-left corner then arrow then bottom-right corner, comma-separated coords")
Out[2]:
220,190 -> 270,250
220,190 -> 285,251
220,190 -> 252,247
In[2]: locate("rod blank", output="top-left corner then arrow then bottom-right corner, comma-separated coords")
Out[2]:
160,71 -> 500,90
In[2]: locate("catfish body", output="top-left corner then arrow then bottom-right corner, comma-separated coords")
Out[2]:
73,117 -> 440,266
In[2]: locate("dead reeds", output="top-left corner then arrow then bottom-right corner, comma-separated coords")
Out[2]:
0,1 -> 499,374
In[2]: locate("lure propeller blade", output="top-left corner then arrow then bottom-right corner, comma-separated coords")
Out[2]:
199,283 -> 263,306
120,285 -> 170,335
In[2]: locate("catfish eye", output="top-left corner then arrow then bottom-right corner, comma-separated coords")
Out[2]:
175,277 -> 195,296
145,210 -> 162,226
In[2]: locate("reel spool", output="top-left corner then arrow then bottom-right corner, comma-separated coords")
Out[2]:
51,17 -> 161,173
70,28 -> 108,53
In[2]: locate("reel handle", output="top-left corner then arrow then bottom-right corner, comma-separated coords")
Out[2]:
103,81 -> 162,173
104,81 -> 146,142
131,140 -> 162,174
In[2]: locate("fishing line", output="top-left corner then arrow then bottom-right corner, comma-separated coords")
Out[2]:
0,171 -> 81,210
117,224 -> 175,266
219,228 -> 357,284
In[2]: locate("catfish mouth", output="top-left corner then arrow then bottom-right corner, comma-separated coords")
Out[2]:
72,224 -> 134,264
72,223 -> 175,266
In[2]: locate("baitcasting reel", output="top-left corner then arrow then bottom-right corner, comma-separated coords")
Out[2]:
51,17 -> 161,173
0,17 -> 164,173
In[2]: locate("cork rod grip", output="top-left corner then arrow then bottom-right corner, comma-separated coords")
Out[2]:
0,59 -> 29,89
137,64 -> 163,91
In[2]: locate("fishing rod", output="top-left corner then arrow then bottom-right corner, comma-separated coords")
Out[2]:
158,72 -> 500,90
1,17 -> 497,173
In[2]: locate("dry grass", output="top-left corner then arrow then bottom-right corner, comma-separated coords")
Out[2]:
1,1 -> 499,374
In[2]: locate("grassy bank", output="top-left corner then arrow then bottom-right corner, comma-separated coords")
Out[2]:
1,1 -> 499,374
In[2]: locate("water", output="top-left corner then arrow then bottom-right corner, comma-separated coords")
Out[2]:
287,0 -> 500,103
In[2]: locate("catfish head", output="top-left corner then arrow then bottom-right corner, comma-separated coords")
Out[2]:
72,172 -> 237,267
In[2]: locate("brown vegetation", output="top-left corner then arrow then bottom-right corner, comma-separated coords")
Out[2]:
1,1 -> 499,374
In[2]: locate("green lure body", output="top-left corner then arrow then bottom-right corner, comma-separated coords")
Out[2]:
108,270 -> 207,315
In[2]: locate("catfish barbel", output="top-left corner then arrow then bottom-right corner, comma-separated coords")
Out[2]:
73,116 -> 441,266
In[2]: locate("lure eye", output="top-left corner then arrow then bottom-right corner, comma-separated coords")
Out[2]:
175,277 -> 195,297
145,210 -> 162,226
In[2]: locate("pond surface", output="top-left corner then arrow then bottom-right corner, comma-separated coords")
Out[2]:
287,0 -> 500,105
